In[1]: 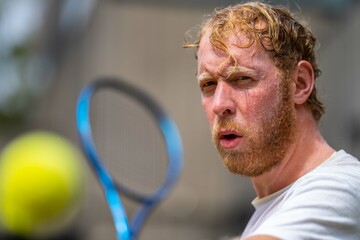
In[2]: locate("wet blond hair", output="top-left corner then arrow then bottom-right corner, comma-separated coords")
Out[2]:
184,1 -> 325,121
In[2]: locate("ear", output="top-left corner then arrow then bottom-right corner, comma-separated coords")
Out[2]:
293,60 -> 314,105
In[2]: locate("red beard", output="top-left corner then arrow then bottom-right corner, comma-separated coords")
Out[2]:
212,79 -> 296,177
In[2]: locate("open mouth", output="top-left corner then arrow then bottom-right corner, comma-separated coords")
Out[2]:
222,134 -> 238,140
218,132 -> 242,149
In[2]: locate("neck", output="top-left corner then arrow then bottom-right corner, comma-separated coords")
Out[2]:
251,110 -> 335,198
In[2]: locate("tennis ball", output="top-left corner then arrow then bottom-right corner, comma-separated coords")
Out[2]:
0,131 -> 85,238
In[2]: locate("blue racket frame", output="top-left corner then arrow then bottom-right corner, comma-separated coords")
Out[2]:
76,77 -> 184,240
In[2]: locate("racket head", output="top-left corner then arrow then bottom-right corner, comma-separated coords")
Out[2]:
76,77 -> 183,237
76,82 -> 131,240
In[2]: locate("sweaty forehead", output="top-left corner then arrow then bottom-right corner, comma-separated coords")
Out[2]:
197,29 -> 270,76
199,28 -> 254,52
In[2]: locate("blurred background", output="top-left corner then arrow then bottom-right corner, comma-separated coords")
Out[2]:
0,0 -> 359,239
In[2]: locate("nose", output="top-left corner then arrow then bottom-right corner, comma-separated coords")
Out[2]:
212,81 -> 235,117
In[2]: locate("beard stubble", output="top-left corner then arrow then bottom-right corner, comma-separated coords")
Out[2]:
212,79 -> 296,177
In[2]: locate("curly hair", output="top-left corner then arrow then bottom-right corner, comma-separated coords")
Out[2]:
184,1 -> 325,121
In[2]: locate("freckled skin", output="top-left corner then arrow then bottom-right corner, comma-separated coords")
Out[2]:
197,30 -> 295,177
198,32 -> 283,129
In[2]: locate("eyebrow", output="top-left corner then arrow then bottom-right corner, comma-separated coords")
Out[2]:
197,65 -> 257,82
224,65 -> 257,77
197,71 -> 213,82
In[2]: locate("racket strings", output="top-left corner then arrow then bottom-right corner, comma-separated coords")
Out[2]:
90,87 -> 168,197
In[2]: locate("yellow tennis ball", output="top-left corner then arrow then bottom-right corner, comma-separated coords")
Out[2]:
0,131 -> 85,238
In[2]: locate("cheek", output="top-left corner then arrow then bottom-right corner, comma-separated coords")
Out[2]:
245,85 -> 281,121
202,97 -> 216,125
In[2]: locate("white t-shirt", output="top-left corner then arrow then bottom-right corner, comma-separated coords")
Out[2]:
240,150 -> 360,240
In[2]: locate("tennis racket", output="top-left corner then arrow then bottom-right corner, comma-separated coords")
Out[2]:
76,77 -> 184,240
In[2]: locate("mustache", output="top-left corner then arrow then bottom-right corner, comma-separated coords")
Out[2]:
212,118 -> 247,137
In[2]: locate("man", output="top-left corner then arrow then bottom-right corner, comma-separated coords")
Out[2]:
183,1 -> 360,239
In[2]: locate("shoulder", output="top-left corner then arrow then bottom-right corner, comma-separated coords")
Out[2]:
292,150 -> 360,192
245,151 -> 360,239
285,150 -> 360,211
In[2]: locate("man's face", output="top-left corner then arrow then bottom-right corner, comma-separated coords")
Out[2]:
197,30 -> 296,177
